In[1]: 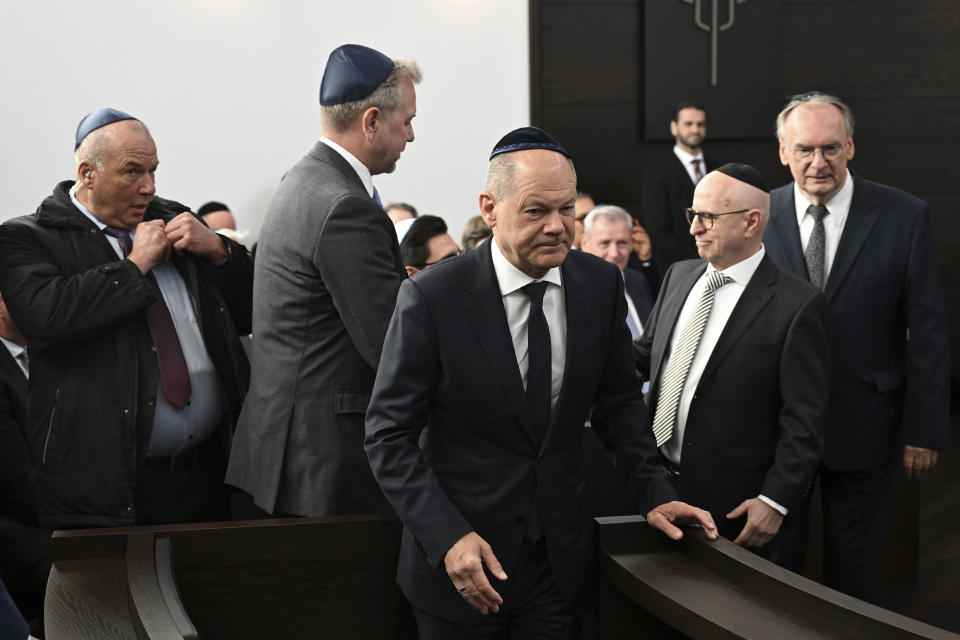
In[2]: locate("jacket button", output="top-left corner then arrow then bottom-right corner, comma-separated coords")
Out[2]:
112,280 -> 120,287
146,397 -> 156,407
122,408 -> 130,415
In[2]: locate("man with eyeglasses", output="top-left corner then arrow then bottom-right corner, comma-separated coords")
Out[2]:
634,162 -> 830,558
764,92 -> 949,602
400,215 -> 460,276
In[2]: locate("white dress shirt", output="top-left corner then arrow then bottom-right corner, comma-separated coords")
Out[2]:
1,336 -> 28,379
320,137 -> 377,200
793,169 -> 854,285
674,145 -> 705,185
659,247 -> 787,516
490,238 -> 566,410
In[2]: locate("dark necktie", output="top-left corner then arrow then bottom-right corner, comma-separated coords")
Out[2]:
372,186 -> 383,208
16,349 -> 29,377
804,205 -> 829,289
652,270 -> 731,447
522,281 -> 551,445
691,158 -> 704,183
522,281 -> 551,541
103,226 -> 192,409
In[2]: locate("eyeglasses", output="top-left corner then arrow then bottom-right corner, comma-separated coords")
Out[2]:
790,142 -> 845,162
684,208 -> 750,229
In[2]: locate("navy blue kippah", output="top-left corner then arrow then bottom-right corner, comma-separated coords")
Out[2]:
75,108 -> 137,150
489,126 -> 570,160
319,44 -> 394,106
714,162 -> 769,193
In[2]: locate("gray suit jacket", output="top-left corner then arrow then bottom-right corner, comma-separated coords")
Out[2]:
226,141 -> 406,516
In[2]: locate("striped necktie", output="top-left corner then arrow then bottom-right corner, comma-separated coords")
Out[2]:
651,270 -> 731,447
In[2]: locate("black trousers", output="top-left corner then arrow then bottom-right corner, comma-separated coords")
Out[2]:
135,436 -> 230,526
820,462 -> 896,603
413,538 -> 580,640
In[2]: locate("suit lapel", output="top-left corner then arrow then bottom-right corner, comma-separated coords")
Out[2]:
824,173 -> 876,301
651,262 -> 707,396
699,256 -> 775,383
769,187 -> 808,278
463,242 -> 535,443
546,254 -> 591,446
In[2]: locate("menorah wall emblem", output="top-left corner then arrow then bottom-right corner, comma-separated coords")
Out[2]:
681,0 -> 749,86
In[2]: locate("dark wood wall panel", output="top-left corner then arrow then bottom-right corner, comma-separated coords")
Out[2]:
540,4 -> 639,105
531,0 -> 960,378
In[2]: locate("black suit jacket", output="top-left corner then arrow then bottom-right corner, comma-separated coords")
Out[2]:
365,240 -> 676,623
641,151 -> 717,273
0,345 -> 33,524
635,256 -> 829,540
764,173 -> 950,470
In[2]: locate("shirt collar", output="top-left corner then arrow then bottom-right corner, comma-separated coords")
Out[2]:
0,336 -> 25,360
320,137 -> 375,199
793,168 -> 854,227
673,145 -> 704,164
70,189 -> 107,230
706,245 -> 765,286
490,234 -> 563,296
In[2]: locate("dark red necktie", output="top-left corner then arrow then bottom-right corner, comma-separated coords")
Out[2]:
104,226 -> 192,409
691,158 -> 704,183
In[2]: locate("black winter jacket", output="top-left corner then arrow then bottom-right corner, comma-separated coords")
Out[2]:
0,181 -> 252,528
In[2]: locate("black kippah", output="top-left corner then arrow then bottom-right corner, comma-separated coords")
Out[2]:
489,126 -> 570,160
319,44 -> 394,106
714,162 -> 769,193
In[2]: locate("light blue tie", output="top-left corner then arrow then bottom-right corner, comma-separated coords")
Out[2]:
626,308 -> 641,339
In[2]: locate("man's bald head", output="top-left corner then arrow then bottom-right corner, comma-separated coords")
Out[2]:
75,119 -> 152,173
689,167 -> 770,270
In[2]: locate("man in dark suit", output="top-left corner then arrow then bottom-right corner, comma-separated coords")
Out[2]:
641,100 -> 717,276
579,204 -> 654,337
764,92 -> 950,601
365,127 -> 716,638
0,293 -> 50,637
227,44 -> 420,518
635,163 -> 829,554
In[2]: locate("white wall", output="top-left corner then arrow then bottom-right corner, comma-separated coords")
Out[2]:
0,0 -> 529,244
